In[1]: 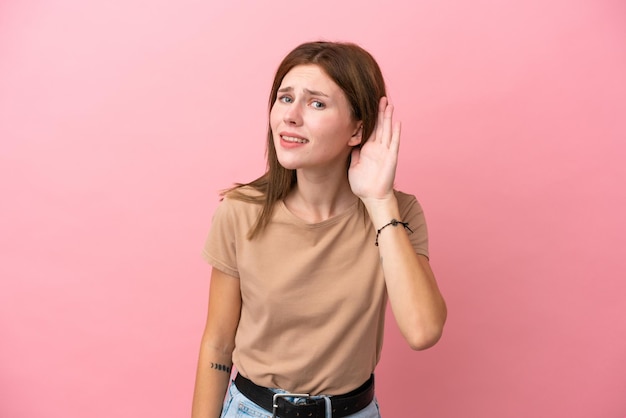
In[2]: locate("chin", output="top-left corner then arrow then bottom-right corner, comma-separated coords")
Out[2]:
277,159 -> 300,170
275,151 -> 302,170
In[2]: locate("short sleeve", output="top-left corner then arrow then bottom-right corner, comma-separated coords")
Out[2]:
202,198 -> 240,278
396,191 -> 429,258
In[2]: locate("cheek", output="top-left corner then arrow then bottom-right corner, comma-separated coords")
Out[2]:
269,104 -> 280,129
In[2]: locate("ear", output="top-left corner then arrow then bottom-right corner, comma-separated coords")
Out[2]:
348,123 -> 363,146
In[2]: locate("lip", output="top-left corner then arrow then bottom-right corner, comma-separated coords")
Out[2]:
278,131 -> 309,148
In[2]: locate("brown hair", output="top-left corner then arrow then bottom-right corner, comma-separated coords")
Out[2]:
225,41 -> 387,238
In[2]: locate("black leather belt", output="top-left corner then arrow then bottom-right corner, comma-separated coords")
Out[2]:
234,373 -> 375,418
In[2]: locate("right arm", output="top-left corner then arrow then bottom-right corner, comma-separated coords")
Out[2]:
192,267 -> 242,418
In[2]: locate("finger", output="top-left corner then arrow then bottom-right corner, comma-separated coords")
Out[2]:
390,120 -> 401,155
350,147 -> 360,167
375,97 -> 387,143
382,101 -> 394,147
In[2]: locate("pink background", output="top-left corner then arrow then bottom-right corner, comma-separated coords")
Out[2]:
1,0 -> 625,417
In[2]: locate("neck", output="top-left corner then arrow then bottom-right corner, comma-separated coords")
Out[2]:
285,168 -> 357,223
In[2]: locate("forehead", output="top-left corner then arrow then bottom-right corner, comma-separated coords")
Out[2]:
279,64 -> 341,93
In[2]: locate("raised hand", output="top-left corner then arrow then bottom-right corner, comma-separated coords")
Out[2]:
348,97 -> 401,203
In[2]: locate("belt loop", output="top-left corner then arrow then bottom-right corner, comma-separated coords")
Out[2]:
322,396 -> 332,418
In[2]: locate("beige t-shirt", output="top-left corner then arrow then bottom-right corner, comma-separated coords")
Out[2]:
202,188 -> 429,395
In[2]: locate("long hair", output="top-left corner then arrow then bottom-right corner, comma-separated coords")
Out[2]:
226,41 -> 387,239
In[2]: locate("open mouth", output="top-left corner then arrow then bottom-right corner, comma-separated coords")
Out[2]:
281,135 -> 309,144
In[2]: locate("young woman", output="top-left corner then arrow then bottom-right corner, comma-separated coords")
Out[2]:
192,41 -> 447,418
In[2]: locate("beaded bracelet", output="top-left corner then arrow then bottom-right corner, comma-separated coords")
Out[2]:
375,218 -> 413,246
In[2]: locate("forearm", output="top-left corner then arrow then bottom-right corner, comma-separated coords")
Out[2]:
193,267 -> 241,417
364,195 -> 447,350
191,341 -> 234,418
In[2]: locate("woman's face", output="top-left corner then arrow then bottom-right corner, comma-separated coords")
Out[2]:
270,64 -> 362,172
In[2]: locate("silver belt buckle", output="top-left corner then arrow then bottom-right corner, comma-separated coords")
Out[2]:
272,392 -> 311,418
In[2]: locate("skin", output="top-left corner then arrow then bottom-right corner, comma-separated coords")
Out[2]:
191,64 -> 447,418
349,97 -> 447,350
271,65 -> 363,221
192,268 -> 240,418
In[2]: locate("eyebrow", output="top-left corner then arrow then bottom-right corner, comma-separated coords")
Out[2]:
277,86 -> 329,97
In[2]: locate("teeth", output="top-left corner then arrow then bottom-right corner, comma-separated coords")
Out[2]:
282,135 -> 308,144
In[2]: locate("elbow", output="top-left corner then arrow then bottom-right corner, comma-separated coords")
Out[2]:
406,326 -> 444,351
405,307 -> 447,351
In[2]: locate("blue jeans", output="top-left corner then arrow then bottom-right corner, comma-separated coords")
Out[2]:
220,379 -> 382,418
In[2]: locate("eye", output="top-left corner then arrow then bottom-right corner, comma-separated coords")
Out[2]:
278,95 -> 293,104
311,100 -> 326,109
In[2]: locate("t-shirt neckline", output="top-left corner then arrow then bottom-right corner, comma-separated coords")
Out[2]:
278,199 -> 360,229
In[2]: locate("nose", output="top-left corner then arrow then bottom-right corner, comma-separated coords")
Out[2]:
283,102 -> 302,126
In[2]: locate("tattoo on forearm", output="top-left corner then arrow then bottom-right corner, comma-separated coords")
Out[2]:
210,362 -> 232,374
